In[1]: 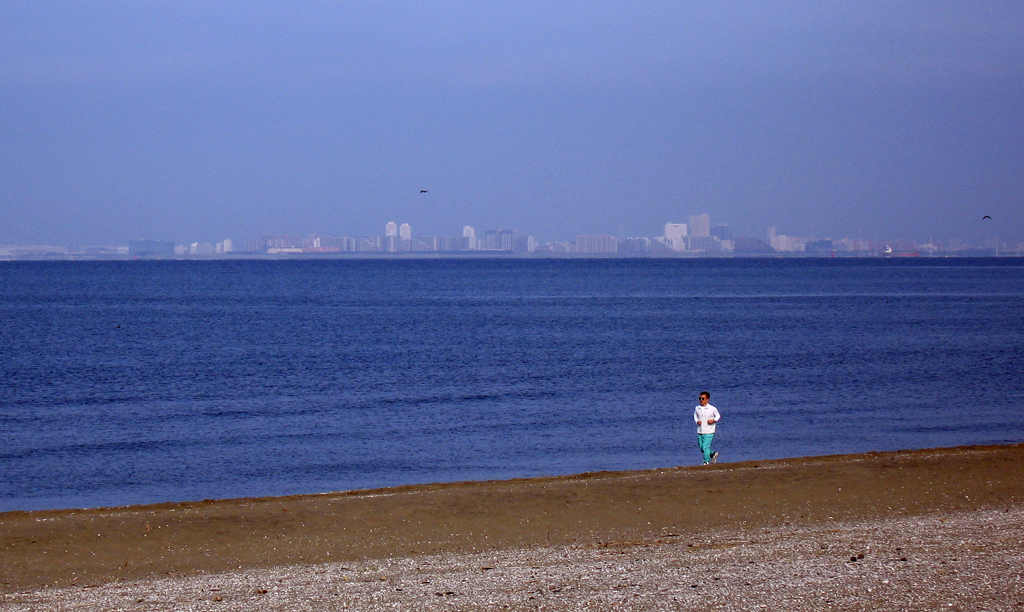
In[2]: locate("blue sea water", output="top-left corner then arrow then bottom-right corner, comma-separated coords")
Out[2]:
2,258 -> 1023,512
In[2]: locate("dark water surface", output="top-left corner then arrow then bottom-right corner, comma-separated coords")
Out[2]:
2,258 -> 1023,511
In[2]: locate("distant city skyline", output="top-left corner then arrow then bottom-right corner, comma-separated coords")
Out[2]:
2,4 -> 1021,248
3,210 -> 1020,258
1,206 -> 1018,250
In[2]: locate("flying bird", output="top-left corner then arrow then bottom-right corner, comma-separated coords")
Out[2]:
982,215 -> 992,219
420,190 -> 428,193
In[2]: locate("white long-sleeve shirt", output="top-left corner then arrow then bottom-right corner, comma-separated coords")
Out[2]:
694,404 -> 721,435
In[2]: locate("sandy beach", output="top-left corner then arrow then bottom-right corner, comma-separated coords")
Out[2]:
2,444 -> 1023,610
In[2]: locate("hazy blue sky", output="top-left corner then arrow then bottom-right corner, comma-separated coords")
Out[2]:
2,1 -> 1022,245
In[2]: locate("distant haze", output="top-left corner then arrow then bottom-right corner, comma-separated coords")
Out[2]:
2,2 -> 1022,245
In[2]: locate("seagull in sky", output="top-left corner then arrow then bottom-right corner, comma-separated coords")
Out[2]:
982,215 -> 992,219
420,190 -> 428,193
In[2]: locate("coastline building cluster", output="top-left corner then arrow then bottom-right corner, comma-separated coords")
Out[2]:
2,212 -> 1020,259
223,215 -> 726,256
192,212 -> 1021,257
242,224 -> 541,255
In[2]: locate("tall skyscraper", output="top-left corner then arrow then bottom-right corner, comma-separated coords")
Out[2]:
385,222 -> 398,237
462,225 -> 477,250
482,229 -> 516,250
484,229 -> 498,250
399,223 -> 411,241
664,223 -> 687,240
498,229 -> 515,251
688,214 -> 711,237
664,223 -> 687,251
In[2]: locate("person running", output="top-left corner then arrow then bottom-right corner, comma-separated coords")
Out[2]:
694,391 -> 721,465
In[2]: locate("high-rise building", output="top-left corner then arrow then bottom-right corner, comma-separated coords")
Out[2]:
710,227 -> 733,253
513,235 -> 537,253
664,223 -> 688,240
664,223 -> 688,251
399,223 -> 411,241
689,214 -> 711,237
684,236 -> 721,253
385,222 -> 398,237
498,229 -> 515,251
189,242 -> 215,255
620,237 -> 652,253
412,236 -> 436,252
482,229 -> 516,250
462,225 -> 477,250
354,236 -> 382,252
483,229 -> 498,250
805,240 -> 834,254
770,234 -> 804,252
436,236 -> 461,251
318,235 -> 349,250
244,234 -> 302,253
576,235 -> 619,254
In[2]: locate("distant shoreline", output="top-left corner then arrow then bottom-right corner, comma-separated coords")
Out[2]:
3,443 -> 1022,594
2,251 -> 1022,261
